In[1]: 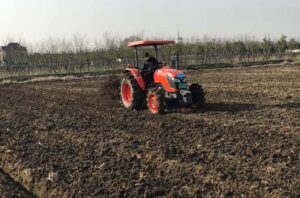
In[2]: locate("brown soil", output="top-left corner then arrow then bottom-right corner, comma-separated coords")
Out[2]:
0,65 -> 299,197
0,168 -> 35,197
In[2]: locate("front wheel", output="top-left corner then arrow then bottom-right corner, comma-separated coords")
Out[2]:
147,88 -> 165,114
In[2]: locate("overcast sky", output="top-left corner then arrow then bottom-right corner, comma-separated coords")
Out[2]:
0,0 -> 300,45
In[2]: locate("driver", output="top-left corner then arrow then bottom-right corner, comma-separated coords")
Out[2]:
142,52 -> 158,88
144,52 -> 158,69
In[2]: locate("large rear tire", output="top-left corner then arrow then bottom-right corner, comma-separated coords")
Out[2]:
147,88 -> 165,114
120,75 -> 144,110
189,83 -> 205,108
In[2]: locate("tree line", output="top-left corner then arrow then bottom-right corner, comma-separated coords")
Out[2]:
0,34 -> 299,77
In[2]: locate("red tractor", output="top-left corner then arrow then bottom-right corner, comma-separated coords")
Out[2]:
121,40 -> 205,114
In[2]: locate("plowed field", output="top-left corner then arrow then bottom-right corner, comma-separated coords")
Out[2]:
0,65 -> 299,197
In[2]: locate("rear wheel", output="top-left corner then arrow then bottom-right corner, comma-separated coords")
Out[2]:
147,88 -> 165,114
189,83 -> 205,108
120,75 -> 144,110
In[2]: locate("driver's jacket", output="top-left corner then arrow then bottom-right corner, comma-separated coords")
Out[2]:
143,56 -> 158,72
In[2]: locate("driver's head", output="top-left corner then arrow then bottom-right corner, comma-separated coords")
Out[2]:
144,52 -> 149,57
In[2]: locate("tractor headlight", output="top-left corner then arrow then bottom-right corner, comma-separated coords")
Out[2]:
170,76 -> 179,81
174,78 -> 187,89
167,74 -> 187,89
175,78 -> 181,83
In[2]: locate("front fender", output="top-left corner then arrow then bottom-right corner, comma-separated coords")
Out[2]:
124,68 -> 145,91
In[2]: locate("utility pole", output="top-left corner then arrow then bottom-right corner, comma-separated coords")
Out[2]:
177,32 -> 183,44
176,32 -> 183,69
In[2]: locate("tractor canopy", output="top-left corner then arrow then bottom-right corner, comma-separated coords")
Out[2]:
128,40 -> 175,47
127,40 -> 176,69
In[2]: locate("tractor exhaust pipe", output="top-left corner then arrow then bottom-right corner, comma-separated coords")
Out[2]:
176,49 -> 181,70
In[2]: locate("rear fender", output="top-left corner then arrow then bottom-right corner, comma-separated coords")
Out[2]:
124,68 -> 145,91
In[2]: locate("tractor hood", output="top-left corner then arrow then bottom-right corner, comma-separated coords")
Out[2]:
154,66 -> 185,78
154,66 -> 187,92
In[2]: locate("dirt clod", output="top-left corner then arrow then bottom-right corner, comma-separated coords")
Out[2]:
99,76 -> 121,110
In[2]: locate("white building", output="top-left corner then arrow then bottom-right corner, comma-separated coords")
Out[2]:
292,49 -> 300,53
286,49 -> 300,54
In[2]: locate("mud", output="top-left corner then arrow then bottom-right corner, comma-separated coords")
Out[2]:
0,65 -> 299,197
